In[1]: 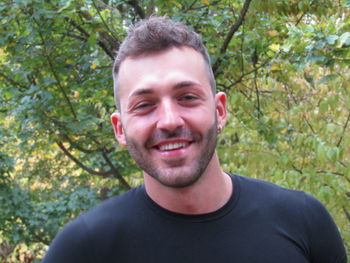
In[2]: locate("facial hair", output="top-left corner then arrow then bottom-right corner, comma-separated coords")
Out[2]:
124,120 -> 218,188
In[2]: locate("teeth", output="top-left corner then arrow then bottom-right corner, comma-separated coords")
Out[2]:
159,142 -> 188,151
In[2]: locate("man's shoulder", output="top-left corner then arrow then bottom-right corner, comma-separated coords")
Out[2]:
232,174 -> 320,214
230,174 -> 347,263
234,173 -> 303,195
47,185 -> 144,248
232,173 -> 338,230
43,186 -> 146,262
81,184 -> 145,226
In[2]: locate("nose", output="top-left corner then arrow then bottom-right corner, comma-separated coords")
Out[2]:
156,100 -> 184,131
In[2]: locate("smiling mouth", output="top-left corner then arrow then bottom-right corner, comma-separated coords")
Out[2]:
156,142 -> 191,151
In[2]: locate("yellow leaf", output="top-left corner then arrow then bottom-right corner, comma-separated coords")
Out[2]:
268,44 -> 280,52
90,63 -> 97,69
200,0 -> 210,5
270,112 -> 279,120
268,30 -> 278,37
173,1 -> 182,8
271,64 -> 280,71
101,9 -> 110,17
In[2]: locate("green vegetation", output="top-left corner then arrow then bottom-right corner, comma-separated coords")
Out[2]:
1,0 -> 349,261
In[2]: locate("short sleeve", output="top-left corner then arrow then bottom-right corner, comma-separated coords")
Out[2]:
42,216 -> 94,263
303,193 -> 347,263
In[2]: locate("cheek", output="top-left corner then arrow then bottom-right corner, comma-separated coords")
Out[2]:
183,108 -> 216,129
124,119 -> 153,143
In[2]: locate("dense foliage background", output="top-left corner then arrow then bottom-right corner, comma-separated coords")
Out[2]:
0,0 -> 349,261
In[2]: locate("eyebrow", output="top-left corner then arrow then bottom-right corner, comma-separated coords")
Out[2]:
129,88 -> 154,98
129,81 -> 200,98
173,80 -> 199,90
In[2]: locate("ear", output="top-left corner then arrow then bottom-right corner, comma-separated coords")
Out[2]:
111,112 -> 127,146
215,92 -> 227,130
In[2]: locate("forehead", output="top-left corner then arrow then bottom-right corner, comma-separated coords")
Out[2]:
117,47 -> 210,103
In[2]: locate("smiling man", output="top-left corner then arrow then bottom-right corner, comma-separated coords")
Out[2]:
111,45 -> 231,214
43,17 -> 347,263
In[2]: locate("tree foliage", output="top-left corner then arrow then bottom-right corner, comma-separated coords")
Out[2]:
0,0 -> 349,261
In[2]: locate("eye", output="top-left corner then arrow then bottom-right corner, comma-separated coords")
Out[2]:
134,102 -> 154,110
178,94 -> 198,102
131,100 -> 157,114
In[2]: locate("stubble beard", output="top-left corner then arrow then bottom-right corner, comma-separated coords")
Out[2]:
125,121 -> 218,188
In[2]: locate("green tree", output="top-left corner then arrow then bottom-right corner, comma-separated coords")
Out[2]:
0,0 -> 349,261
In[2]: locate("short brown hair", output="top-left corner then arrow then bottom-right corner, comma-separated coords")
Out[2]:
113,16 -> 216,110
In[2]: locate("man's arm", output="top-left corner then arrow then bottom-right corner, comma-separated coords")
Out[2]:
303,193 -> 347,263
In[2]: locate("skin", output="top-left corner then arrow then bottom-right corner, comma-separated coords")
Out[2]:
111,46 -> 232,214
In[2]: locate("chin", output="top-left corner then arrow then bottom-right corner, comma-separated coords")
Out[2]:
151,166 -> 205,189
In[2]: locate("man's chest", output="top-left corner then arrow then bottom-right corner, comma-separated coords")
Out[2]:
95,217 -> 310,263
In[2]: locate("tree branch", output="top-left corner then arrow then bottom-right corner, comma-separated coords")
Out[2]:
47,2 -> 116,59
295,12 -> 305,26
253,70 -> 262,118
48,114 -> 115,155
126,0 -> 146,19
292,165 -> 303,174
213,0 -> 253,75
343,206 -> 350,223
336,111 -> 350,147
62,133 -> 114,154
92,0 -> 119,43
223,58 -> 271,91
338,161 -> 348,168
316,170 -> 344,176
305,118 -> 316,134
34,18 -> 77,119
252,47 -> 262,118
78,7 -> 120,51
65,32 -> 88,41
181,0 -> 221,12
101,151 -> 131,190
0,71 -> 27,91
240,23 -> 245,74
65,17 -> 115,59
56,141 -> 113,177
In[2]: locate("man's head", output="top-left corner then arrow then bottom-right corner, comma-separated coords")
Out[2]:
113,16 -> 216,111
111,17 -> 226,188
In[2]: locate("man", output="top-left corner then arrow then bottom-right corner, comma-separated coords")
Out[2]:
43,16 -> 347,262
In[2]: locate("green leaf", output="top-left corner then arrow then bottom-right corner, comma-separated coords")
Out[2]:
317,74 -> 338,85
325,123 -> 337,133
338,32 -> 350,47
325,35 -> 338,45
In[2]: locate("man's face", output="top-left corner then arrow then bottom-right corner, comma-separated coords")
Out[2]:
111,47 -> 226,188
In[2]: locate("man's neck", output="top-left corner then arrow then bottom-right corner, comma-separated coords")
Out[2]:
144,154 -> 233,215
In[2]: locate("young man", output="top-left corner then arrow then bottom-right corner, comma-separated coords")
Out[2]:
43,17 -> 347,263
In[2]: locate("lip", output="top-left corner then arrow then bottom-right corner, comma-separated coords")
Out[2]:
152,139 -> 192,148
151,139 -> 193,158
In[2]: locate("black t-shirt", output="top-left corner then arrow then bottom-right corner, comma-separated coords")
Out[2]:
43,174 -> 347,263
